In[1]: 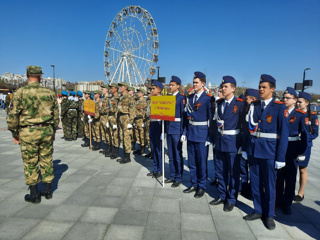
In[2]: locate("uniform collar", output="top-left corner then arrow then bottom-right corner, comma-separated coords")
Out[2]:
224,95 -> 234,105
173,91 -> 179,96
288,106 -> 295,114
261,97 -> 273,107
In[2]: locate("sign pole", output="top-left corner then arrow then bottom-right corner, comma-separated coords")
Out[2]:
162,120 -> 165,187
89,122 -> 92,150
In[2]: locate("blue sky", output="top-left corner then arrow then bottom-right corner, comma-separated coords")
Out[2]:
1,0 -> 319,93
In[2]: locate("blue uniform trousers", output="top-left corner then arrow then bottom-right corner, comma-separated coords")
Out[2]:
215,150 -> 240,205
150,121 -> 162,173
249,156 -> 276,218
187,140 -> 208,189
239,156 -> 250,192
167,134 -> 183,181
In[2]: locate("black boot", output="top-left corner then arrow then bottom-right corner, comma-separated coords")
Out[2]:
131,142 -> 136,151
110,147 -> 119,159
145,151 -> 152,159
133,145 -> 142,155
120,153 -> 131,164
105,145 -> 112,157
81,139 -> 90,147
41,183 -> 53,199
140,146 -> 146,155
92,142 -> 100,151
25,185 -> 41,204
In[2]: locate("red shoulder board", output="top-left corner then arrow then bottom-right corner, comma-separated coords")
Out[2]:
275,101 -> 284,104
206,93 -> 213,97
311,111 -> 317,115
236,98 -> 245,102
296,109 -> 306,114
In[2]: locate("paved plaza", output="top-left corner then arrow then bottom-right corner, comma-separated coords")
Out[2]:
0,109 -> 320,240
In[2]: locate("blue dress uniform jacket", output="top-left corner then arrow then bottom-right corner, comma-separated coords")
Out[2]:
276,108 -> 309,207
245,99 -> 289,218
213,96 -> 246,204
184,91 -> 212,190
298,112 -> 319,167
166,92 -> 186,182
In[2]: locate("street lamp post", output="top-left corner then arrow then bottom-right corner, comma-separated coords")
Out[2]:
51,65 -> 55,92
302,68 -> 311,92
241,81 -> 246,95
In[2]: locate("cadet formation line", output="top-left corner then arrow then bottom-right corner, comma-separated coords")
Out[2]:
6,66 -> 319,231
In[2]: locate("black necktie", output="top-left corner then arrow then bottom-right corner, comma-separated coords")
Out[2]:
261,101 -> 265,113
194,95 -> 198,103
224,102 -> 229,114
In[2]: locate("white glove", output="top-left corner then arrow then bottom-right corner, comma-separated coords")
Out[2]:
81,118 -> 83,121
242,151 -> 248,160
238,147 -> 242,154
296,155 -> 306,161
180,135 -> 186,142
68,96 -> 73,100
106,122 -> 109,128
142,123 -> 145,127
73,97 -> 78,102
275,161 -> 286,169
205,141 -> 212,146
88,118 -> 92,123
113,125 -> 117,129
127,123 -> 133,129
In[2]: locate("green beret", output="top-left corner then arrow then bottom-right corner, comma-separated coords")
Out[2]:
94,90 -> 102,95
27,65 -> 43,75
109,83 -> 119,89
128,86 -> 135,91
137,88 -> 145,93
118,82 -> 129,88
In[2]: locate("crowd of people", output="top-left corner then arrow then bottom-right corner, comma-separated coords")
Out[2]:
6,65 -> 319,231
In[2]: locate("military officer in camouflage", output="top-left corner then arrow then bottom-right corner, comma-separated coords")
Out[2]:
144,88 -> 152,158
128,86 -> 136,150
133,88 -> 148,155
100,85 -> 112,156
117,82 -> 135,164
7,65 -> 59,204
92,90 -> 102,151
108,83 -> 120,159
76,91 -> 84,138
60,91 -> 69,139
64,91 -> 79,141
81,90 -> 92,147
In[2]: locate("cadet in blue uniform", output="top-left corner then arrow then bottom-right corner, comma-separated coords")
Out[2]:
294,92 -> 319,202
147,81 -> 163,178
164,76 -> 185,188
209,76 -> 246,212
242,74 -> 289,230
182,71 -> 212,198
239,88 -> 260,198
276,87 -> 309,215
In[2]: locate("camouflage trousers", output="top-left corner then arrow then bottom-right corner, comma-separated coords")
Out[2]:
134,118 -> 145,146
119,114 -> 131,153
64,110 -> 78,139
62,117 -> 68,137
145,118 -> 150,147
19,126 -> 55,186
77,116 -> 84,138
92,119 -> 101,142
84,115 -> 90,138
108,115 -> 119,147
100,115 -> 111,145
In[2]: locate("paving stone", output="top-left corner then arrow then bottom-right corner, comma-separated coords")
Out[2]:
21,220 -> 74,240
127,186 -> 155,197
116,170 -> 139,178
181,230 -> 219,240
180,198 -> 211,214
281,221 -> 320,240
46,205 -> 88,221
0,200 -> 29,217
80,207 -> 118,224
132,178 -> 156,188
109,177 -> 134,187
103,224 -> 144,240
92,196 -> 125,208
0,217 -> 40,240
15,204 -> 57,220
104,185 -> 130,197
153,187 -> 180,199
121,196 -> 153,211
150,197 -> 180,213
113,209 -> 149,226
63,222 -> 108,240
142,227 -> 181,240
181,213 -> 215,232
146,211 -> 180,229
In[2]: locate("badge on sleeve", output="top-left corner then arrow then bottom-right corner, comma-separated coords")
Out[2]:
316,119 -> 319,126
267,114 -> 272,123
289,116 -> 296,124
233,105 -> 238,114
284,109 -> 289,118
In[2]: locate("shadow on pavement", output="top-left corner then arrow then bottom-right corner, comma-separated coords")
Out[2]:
51,159 -> 68,192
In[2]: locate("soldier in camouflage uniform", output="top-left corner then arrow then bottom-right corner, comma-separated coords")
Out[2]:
81,90 -> 92,147
6,65 -> 59,204
76,91 -> 84,138
128,86 -> 136,150
60,91 -> 69,139
5,91 -> 12,114
108,83 -> 120,159
92,90 -> 102,151
117,82 -> 136,164
144,89 -> 152,158
99,85 -> 112,156
64,91 -> 79,141
133,88 -> 148,155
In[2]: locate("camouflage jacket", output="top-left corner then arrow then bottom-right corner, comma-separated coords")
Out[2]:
135,98 -> 148,120
100,96 -> 110,116
118,94 -> 136,124
60,97 -> 69,118
78,98 -> 84,118
94,98 -> 102,120
109,95 -> 119,117
146,98 -> 151,118
6,82 -> 59,138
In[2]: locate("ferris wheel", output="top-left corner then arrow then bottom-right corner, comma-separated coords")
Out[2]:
104,5 -> 159,86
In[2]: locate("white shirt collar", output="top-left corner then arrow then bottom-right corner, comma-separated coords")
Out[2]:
288,106 -> 295,114
194,90 -> 204,99
224,95 -> 234,104
261,97 -> 273,106
173,91 -> 179,96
